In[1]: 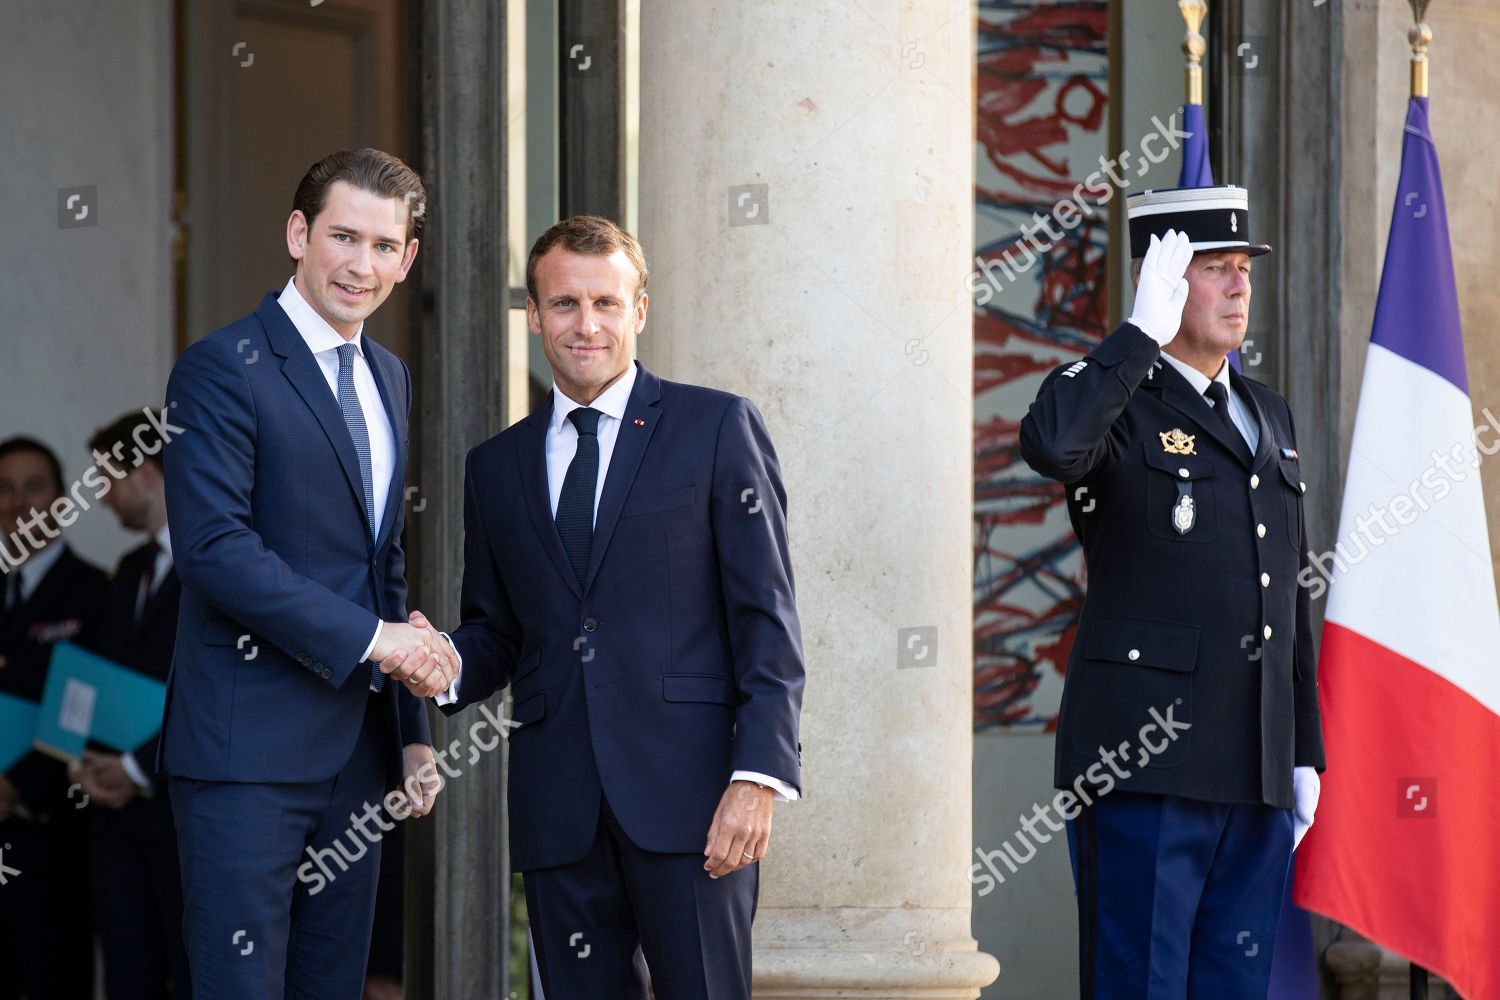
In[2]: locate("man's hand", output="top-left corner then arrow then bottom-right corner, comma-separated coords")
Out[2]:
406,611 -> 458,699
1293,766 -> 1320,850
0,774 -> 18,823
373,617 -> 453,698
399,743 -> 443,818
703,780 -> 774,879
77,751 -> 139,810
1128,229 -> 1194,346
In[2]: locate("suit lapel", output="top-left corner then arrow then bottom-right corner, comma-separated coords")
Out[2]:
364,342 -> 407,551
1231,369 -> 1278,475
518,393 -> 582,600
584,365 -> 662,593
1155,362 -> 1253,468
259,295 -> 373,540
137,569 -> 180,636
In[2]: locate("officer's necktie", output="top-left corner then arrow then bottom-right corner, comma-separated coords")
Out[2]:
0,569 -> 20,632
135,539 -> 160,625
555,407 -> 603,586
1204,381 -> 1252,463
336,343 -> 384,689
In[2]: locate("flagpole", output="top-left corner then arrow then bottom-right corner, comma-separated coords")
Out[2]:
1178,0 -> 1207,106
1409,0 -> 1431,98
1401,0 -> 1430,975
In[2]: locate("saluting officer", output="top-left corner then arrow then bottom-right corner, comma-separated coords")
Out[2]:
1019,185 -> 1326,999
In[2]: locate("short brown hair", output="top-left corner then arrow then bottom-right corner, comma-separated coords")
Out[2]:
526,216 -> 649,302
292,148 -> 427,242
90,409 -> 167,472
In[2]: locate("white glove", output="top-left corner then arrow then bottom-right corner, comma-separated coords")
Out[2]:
1128,229 -> 1194,346
1292,766 -> 1320,850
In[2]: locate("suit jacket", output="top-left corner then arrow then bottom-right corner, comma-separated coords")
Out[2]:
0,545 -> 108,814
443,363 -> 804,871
160,291 -> 431,787
86,539 -> 179,796
1020,322 -> 1325,810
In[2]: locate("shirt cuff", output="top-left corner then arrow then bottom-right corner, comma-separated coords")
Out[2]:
361,621 -> 382,663
731,770 -> 799,802
120,752 -> 153,795
432,632 -> 463,706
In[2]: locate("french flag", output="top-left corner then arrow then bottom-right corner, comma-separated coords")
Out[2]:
1294,96 -> 1500,1000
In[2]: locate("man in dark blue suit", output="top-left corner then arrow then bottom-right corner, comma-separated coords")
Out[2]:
161,148 -> 455,999
421,216 -> 804,999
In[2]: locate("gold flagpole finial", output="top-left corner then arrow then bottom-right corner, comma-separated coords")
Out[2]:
1179,0 -> 1208,106
1409,0 -> 1432,98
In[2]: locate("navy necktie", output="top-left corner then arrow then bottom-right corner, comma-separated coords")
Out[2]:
337,343 -> 384,688
556,407 -> 603,586
1204,381 -> 1251,463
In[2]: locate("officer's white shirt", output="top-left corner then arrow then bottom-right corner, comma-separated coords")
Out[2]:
1159,352 -> 1260,453
436,364 -> 798,801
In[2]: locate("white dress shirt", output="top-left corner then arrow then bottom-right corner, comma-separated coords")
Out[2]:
1160,352 -> 1260,453
438,364 -> 798,801
6,537 -> 64,604
278,276 -> 397,663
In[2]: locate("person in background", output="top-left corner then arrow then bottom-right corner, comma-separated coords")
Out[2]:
76,409 -> 192,999
0,435 -> 107,999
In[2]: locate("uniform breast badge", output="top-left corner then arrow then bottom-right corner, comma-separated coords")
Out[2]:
1172,492 -> 1196,535
1160,428 -> 1196,455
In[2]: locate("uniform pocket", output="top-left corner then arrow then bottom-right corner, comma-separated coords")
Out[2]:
1067,616 -> 1198,768
1142,445 -> 1219,543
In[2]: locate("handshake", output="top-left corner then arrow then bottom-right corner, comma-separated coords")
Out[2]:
369,610 -> 455,698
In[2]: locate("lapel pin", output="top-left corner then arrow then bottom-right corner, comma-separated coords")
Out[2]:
634,418 -> 645,426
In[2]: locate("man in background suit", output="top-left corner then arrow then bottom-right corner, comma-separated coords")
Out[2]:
75,409 -> 191,999
0,436 -> 106,999
162,148 -> 454,998
424,216 -> 805,999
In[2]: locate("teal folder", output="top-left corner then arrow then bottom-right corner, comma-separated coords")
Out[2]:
0,692 -> 40,772
33,642 -> 166,760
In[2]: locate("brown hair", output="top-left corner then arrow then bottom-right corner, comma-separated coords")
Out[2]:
90,410 -> 167,472
292,148 -> 427,242
526,216 -> 649,302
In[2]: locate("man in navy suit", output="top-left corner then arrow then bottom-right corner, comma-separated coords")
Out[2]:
161,148 -> 455,998
76,409 -> 192,999
420,216 -> 805,999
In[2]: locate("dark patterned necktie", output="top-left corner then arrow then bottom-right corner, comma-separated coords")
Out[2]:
555,407 -> 603,585
1204,381 -> 1251,463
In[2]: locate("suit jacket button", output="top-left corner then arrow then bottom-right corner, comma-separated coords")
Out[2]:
321,667 -> 331,678
583,618 -> 598,632
1263,625 -> 1273,640
1260,573 -> 1271,588
1127,648 -> 1140,661
1256,523 -> 1267,538
1250,474 -> 1261,489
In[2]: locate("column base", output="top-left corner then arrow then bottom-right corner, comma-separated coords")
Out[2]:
753,907 -> 1001,999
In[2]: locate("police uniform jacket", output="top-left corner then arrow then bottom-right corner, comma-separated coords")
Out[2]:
1019,322 -> 1326,809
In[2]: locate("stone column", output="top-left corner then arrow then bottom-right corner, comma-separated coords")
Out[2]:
637,3 -> 999,996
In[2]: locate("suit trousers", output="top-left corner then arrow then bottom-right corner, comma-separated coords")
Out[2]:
525,793 -> 759,1000
1067,791 -> 1294,1000
169,692 -> 388,999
